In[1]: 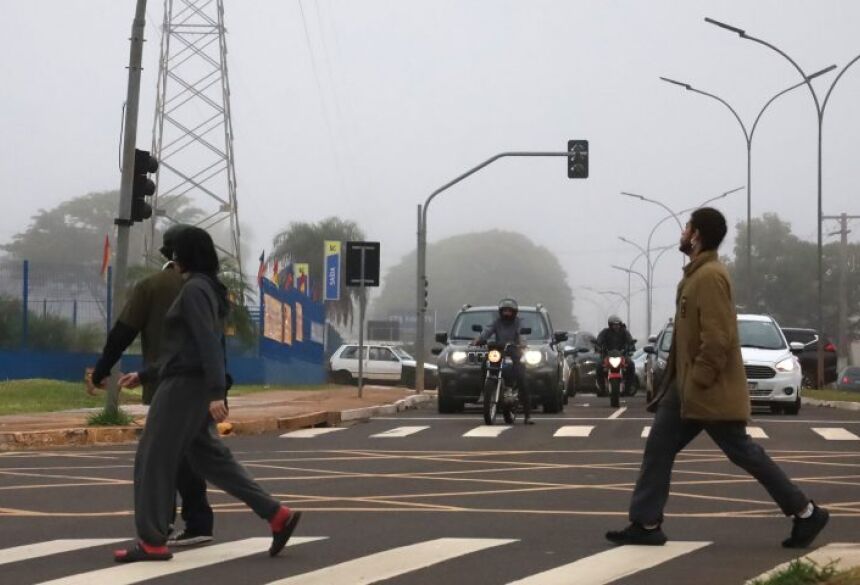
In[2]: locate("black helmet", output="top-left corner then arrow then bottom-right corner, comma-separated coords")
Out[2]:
160,224 -> 192,260
498,298 -> 518,315
608,314 -> 622,327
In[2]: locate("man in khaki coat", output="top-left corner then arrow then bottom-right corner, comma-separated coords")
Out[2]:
606,207 -> 828,548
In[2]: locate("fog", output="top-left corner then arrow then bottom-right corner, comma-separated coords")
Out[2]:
2,0 -> 860,339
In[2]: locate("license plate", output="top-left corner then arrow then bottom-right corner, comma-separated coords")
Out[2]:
747,382 -> 757,392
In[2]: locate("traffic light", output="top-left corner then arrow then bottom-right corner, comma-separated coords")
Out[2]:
131,148 -> 158,222
423,277 -> 429,310
567,139 -> 588,179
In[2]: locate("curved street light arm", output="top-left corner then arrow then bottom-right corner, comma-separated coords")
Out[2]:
687,87 -> 750,144
822,53 -> 860,116
621,192 -> 684,231
739,34 -> 822,114
750,76 -> 831,141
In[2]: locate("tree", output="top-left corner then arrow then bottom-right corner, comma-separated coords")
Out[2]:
372,230 -> 577,332
271,217 -> 366,326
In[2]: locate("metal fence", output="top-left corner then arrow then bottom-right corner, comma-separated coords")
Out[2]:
0,259 -> 111,352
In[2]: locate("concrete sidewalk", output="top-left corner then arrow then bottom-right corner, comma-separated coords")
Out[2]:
0,386 -> 435,451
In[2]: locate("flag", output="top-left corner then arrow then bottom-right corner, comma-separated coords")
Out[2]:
256,250 -> 266,285
272,259 -> 280,286
280,261 -> 293,289
100,235 -> 111,280
295,263 -> 310,296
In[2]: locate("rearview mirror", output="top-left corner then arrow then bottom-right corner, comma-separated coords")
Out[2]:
644,345 -> 656,355
435,332 -> 448,344
471,324 -> 483,333
789,341 -> 805,353
553,331 -> 569,343
431,347 -> 443,356
648,335 -> 658,343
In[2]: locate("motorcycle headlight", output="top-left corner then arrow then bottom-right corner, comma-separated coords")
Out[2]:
776,357 -> 796,372
524,350 -> 543,366
608,357 -> 622,368
450,351 -> 467,365
487,349 -> 502,364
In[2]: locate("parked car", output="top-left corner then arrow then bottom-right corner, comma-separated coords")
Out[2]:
644,321 -> 673,401
433,304 -> 568,414
836,366 -> 860,392
329,343 -> 438,388
780,327 -> 838,388
562,330 -> 600,396
631,348 -> 647,392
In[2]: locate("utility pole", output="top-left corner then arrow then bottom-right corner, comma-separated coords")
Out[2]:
824,212 -> 860,370
107,0 -> 149,417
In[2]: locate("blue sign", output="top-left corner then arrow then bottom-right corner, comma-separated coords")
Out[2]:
324,241 -> 341,301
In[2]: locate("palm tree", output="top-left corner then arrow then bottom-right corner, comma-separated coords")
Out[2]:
272,217 -> 365,326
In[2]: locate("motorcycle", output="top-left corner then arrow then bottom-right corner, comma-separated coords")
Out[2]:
601,349 -> 629,408
480,342 -> 522,425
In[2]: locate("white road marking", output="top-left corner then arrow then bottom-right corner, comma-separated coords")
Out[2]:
0,539 -> 124,567
746,426 -> 768,439
38,537 -> 325,585
370,426 -> 430,438
747,543 -> 860,583
463,426 -> 511,438
608,407 -> 627,419
507,541 -> 711,585
641,426 -> 651,438
554,426 -> 595,438
812,427 -> 860,441
280,428 -> 346,438
266,538 -> 515,585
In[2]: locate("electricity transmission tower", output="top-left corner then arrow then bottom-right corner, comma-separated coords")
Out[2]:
147,0 -> 243,278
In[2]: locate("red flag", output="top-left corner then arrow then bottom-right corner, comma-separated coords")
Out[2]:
100,235 -> 111,280
256,250 -> 266,285
273,259 -> 280,285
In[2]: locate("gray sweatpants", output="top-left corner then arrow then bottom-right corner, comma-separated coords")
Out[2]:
629,383 -> 808,526
134,375 -> 280,546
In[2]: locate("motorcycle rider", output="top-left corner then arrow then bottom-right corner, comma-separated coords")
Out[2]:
473,298 -> 533,425
595,315 -> 636,394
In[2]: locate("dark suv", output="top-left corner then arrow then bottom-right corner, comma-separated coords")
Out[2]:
644,321 -> 673,401
780,328 -> 838,387
434,304 -> 568,414
563,330 -> 600,396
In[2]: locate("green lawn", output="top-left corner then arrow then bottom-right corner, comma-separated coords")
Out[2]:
805,388 -> 860,403
0,380 -> 341,415
750,559 -> 860,585
0,379 -> 140,416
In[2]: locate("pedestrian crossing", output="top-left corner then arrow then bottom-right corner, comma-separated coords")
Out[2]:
280,423 -> 860,442
4,536 -> 856,585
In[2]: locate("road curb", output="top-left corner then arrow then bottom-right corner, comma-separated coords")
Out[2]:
0,393 -> 435,451
802,397 -> 860,411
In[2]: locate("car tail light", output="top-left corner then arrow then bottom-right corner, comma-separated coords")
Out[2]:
824,342 -> 836,352
844,376 -> 850,384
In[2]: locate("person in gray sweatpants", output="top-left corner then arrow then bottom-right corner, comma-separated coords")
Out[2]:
114,227 -> 301,563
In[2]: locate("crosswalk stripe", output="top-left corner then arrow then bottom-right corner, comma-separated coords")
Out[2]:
38,537 -> 325,585
608,407 -> 627,419
812,427 -> 860,441
554,425 -> 595,438
747,543 -> 860,583
281,428 -> 346,438
747,426 -> 768,439
0,539 -> 124,567
370,426 -> 430,438
507,541 -> 711,585
641,426 -> 651,438
463,426 -> 510,438
266,537 -> 515,585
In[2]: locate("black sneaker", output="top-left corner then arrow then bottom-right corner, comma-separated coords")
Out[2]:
783,503 -> 829,549
167,530 -> 214,547
606,523 -> 667,546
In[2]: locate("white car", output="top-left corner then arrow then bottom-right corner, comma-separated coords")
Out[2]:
738,314 -> 803,415
329,343 -> 438,388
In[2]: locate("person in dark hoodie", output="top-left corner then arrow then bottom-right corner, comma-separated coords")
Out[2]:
113,226 -> 301,563
88,223 -> 215,547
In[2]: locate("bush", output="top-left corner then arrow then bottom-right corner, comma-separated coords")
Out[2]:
0,295 -> 104,352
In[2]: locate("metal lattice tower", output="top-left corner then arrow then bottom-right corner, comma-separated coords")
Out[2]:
147,0 -> 242,278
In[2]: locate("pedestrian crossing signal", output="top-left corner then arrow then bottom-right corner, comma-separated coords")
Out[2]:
568,139 -> 588,179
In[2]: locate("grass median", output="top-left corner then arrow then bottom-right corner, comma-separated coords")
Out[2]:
749,560 -> 860,585
0,379 -> 344,416
805,389 -> 860,403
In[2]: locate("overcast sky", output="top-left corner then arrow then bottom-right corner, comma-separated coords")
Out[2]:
2,0 -> 860,337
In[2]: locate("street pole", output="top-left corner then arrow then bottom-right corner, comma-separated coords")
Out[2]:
415,150 -> 585,396
824,213 -> 860,369
358,246 -> 366,398
107,0 -> 149,417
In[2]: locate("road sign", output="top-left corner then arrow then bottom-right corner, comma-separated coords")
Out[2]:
324,241 -> 341,301
345,241 -> 380,287
567,139 -> 589,179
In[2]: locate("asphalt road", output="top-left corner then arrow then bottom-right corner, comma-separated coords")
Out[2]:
2,393 -> 860,585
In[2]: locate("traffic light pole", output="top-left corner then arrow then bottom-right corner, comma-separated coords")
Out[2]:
415,150 -> 583,394
107,0 -> 149,416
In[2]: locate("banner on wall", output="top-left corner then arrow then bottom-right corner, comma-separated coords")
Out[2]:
323,241 -> 341,301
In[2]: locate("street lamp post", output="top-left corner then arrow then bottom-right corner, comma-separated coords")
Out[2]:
705,16 -> 860,388
660,68 -> 835,305
415,150 -> 586,393
618,237 -> 651,334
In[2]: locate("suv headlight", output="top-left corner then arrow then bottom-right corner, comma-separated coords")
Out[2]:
450,350 -> 467,365
524,350 -> 543,366
776,357 -> 796,372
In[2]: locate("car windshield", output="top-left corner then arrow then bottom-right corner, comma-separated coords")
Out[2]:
392,347 -> 413,360
451,310 -> 549,341
659,327 -> 673,352
739,320 -> 786,350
